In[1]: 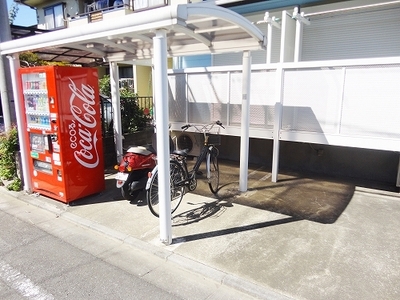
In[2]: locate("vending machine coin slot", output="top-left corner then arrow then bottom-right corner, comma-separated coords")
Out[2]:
57,170 -> 62,181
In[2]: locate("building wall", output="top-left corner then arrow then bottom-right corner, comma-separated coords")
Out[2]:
167,58 -> 400,188
217,136 -> 398,188
134,65 -> 152,96
166,0 -> 400,189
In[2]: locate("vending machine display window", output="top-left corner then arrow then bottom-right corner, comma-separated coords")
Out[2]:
21,72 -> 51,130
29,133 -> 49,153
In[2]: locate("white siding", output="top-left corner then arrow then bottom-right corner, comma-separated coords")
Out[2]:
302,7 -> 400,61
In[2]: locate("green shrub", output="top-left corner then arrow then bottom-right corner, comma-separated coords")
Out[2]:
120,97 -> 148,133
99,75 -> 148,134
0,126 -> 22,191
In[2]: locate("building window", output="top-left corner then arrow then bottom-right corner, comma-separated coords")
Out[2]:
44,3 -> 65,30
133,0 -> 167,11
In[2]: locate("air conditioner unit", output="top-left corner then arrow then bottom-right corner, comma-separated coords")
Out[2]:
172,131 -> 202,157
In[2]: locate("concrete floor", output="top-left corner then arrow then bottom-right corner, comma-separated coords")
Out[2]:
5,159 -> 400,299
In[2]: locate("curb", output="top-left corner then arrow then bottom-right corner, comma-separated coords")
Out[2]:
2,187 -> 291,300
355,186 -> 400,199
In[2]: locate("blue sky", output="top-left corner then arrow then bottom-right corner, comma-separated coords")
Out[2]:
7,0 -> 37,26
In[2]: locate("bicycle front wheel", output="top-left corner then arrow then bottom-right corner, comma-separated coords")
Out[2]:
147,160 -> 186,217
207,146 -> 219,194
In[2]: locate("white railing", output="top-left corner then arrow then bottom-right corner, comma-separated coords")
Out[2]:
168,56 -> 400,152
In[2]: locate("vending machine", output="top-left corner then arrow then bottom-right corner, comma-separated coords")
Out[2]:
18,66 -> 105,203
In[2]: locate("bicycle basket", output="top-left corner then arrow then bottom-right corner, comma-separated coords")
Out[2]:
207,134 -> 221,145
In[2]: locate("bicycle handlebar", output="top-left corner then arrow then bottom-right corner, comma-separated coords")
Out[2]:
181,124 -> 190,130
181,120 -> 224,131
215,120 -> 225,129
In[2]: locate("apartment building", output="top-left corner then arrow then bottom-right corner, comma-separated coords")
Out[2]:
12,0 -> 400,188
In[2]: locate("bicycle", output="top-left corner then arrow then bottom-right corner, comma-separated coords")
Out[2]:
146,120 -> 225,217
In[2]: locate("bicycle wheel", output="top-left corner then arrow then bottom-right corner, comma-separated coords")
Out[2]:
147,160 -> 186,217
207,146 -> 219,194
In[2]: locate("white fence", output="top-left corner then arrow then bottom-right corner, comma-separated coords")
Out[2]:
168,56 -> 400,152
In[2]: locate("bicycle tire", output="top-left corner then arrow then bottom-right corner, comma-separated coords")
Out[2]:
207,146 -> 219,194
147,160 -> 186,218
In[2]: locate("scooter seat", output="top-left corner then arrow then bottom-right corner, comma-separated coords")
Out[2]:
126,145 -> 153,156
172,149 -> 188,157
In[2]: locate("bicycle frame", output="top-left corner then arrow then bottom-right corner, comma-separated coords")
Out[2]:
188,144 -> 215,178
173,124 -> 220,187
147,121 -> 222,189
145,121 -> 223,217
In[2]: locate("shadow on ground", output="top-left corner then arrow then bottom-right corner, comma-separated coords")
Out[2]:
69,170 -> 124,206
189,161 -> 356,224
71,161 -> 358,225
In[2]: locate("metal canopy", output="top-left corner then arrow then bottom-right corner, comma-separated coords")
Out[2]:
1,2 -> 266,245
1,3 -> 266,61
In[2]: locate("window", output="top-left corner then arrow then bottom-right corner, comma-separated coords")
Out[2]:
44,3 -> 65,30
133,0 -> 167,11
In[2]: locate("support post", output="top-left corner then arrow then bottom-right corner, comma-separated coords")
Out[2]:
271,66 -> 284,183
7,54 -> 32,192
110,62 -> 123,162
0,56 -> 13,130
293,7 -> 310,62
266,22 -> 273,64
239,51 -> 251,192
262,12 -> 280,64
153,29 -> 172,245
0,0 -> 15,130
279,10 -> 296,63
294,18 -> 303,62
396,154 -> 400,188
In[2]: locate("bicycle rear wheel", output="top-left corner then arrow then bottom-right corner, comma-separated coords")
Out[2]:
147,160 -> 186,217
207,146 -> 219,194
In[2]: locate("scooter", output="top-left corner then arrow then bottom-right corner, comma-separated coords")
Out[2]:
115,144 -> 157,201
114,130 -> 174,201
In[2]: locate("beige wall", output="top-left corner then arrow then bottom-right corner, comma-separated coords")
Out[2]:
134,65 -> 152,96
97,66 -> 107,79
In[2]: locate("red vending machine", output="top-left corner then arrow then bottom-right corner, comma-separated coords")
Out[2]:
18,66 -> 105,203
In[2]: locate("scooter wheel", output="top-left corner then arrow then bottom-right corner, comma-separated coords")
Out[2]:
121,183 -> 140,201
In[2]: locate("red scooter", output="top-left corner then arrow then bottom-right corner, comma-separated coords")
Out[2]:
115,132 -> 174,201
115,144 -> 157,201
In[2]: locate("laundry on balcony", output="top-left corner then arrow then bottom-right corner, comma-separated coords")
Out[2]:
96,0 -> 110,9
113,0 -> 124,7
85,0 -> 110,12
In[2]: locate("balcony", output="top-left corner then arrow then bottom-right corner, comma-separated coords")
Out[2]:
69,0 -> 168,27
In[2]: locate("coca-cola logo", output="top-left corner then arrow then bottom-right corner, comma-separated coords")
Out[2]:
67,77 -> 100,168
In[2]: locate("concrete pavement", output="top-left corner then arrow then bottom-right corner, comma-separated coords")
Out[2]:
1,161 -> 399,299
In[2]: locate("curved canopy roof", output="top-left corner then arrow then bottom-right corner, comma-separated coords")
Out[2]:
1,3 -> 266,63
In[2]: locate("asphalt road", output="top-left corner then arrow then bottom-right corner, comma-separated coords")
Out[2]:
0,192 -> 256,300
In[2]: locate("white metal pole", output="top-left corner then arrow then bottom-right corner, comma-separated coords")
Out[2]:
397,154 -> 400,187
110,61 -> 123,162
271,66 -> 284,183
153,29 -> 172,245
266,22 -> 273,64
0,55 -> 13,130
239,51 -> 251,192
7,54 -> 32,192
0,0 -> 14,130
279,11 -> 287,63
294,19 -> 303,62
